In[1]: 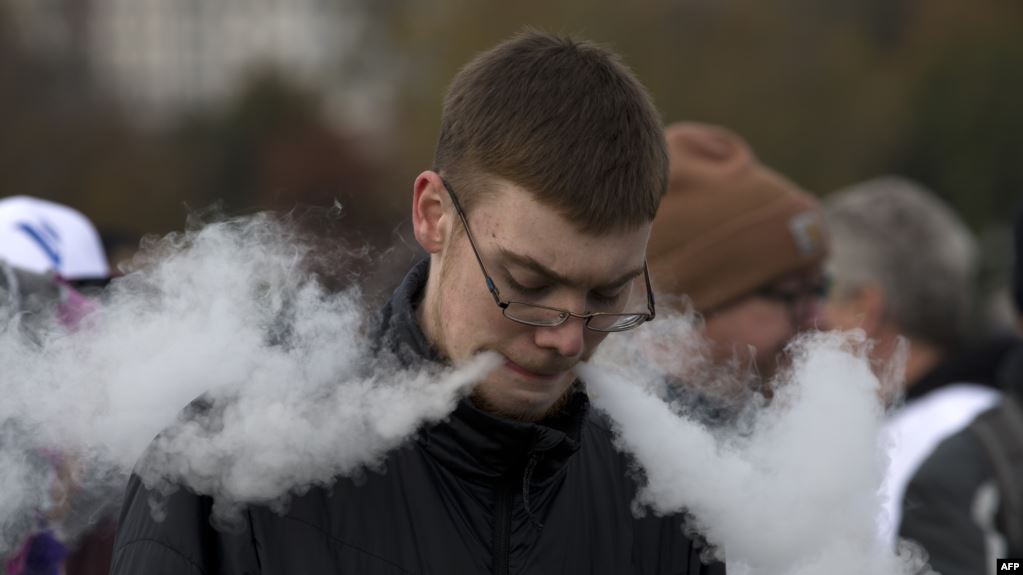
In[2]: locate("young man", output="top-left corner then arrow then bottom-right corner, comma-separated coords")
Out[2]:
111,32 -> 724,574
646,122 -> 829,408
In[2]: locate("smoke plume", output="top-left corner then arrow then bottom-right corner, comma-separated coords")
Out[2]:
581,318 -> 934,575
0,212 -> 496,550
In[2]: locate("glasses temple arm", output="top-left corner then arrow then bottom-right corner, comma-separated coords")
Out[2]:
443,177 -> 504,306
643,263 -> 656,320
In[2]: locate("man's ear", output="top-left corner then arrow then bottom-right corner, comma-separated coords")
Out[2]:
412,171 -> 452,254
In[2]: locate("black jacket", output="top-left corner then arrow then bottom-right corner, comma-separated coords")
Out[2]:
899,344 -> 1023,575
111,260 -> 724,575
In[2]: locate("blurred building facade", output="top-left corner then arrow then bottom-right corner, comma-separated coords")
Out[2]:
6,0 -> 386,127
1,0 -> 1019,265
88,0 -> 350,119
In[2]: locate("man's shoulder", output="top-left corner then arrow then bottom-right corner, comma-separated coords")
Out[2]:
583,406 -> 615,437
886,382 -> 1000,473
576,407 -> 654,503
892,382 -> 1001,433
910,424 -> 992,494
579,407 -> 626,464
111,474 -> 222,575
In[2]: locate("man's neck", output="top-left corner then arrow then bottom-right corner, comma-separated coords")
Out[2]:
417,260 -> 444,358
872,324 -> 943,403
902,339 -> 943,391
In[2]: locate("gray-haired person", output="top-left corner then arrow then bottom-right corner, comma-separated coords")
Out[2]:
898,205 -> 1023,575
822,177 -> 1008,541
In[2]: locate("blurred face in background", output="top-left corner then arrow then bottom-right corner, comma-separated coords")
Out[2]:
702,266 -> 827,380
820,277 -> 885,336
820,277 -> 905,403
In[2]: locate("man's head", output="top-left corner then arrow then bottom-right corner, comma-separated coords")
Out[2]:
431,30 -> 666,234
647,123 -> 829,380
0,196 -> 110,282
823,177 -> 978,378
412,31 -> 667,421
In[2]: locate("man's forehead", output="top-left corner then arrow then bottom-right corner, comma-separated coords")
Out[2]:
496,245 -> 646,290
466,179 -> 651,283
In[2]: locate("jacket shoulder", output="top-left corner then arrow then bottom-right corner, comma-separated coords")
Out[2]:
899,429 -> 993,575
111,474 -> 260,575
908,427 -> 992,496
581,408 -> 727,574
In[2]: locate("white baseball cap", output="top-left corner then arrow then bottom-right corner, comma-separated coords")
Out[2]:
0,196 -> 110,280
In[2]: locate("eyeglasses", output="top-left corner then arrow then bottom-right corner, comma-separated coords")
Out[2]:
755,277 -> 830,306
755,274 -> 830,327
440,178 -> 656,333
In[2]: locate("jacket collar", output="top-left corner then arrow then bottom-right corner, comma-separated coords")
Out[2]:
374,258 -> 440,365
906,335 -> 1018,402
377,258 -> 588,483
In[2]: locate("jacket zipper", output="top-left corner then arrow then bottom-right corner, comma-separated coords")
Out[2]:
493,477 -> 515,575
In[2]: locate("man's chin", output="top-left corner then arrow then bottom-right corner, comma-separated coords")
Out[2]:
469,382 -> 576,423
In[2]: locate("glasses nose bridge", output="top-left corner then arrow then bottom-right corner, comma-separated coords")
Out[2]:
538,310 -> 593,348
569,308 -> 598,326
523,286 -> 588,322
549,307 -> 592,327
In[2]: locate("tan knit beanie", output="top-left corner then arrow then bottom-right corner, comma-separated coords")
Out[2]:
647,122 -> 829,312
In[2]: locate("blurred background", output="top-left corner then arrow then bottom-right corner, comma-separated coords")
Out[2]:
1,0 -> 1021,295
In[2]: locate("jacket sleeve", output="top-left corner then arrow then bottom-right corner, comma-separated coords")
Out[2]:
898,431 -> 993,575
110,473 -> 260,575
702,561 -> 726,575
693,546 -> 726,575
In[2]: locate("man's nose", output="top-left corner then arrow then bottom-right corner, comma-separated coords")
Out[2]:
533,316 -> 586,358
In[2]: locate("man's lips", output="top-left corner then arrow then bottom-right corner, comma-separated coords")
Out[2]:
503,360 -> 564,381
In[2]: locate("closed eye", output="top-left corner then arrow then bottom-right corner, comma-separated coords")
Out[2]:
589,289 -> 626,307
505,276 -> 551,299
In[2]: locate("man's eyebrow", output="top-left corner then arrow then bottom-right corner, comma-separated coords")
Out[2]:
496,247 -> 644,291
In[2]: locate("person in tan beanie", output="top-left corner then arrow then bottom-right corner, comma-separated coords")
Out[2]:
647,122 -> 829,384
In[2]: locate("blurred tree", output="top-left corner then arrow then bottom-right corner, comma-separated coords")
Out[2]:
168,69 -> 410,294
895,1 -> 1023,231
382,0 -> 1021,238
386,0 -> 916,197
0,1 -> 193,240
171,69 -> 396,243
4,0 -> 1022,271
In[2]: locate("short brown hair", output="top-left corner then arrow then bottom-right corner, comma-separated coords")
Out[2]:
434,30 -> 667,235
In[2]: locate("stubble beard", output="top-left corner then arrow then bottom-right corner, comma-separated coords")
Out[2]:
425,260 -> 583,424
468,377 -> 578,423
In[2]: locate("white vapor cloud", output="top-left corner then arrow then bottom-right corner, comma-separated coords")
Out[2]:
0,212 -> 497,550
581,323 -> 935,575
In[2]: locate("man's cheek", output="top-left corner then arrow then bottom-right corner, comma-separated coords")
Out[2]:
579,333 -> 610,361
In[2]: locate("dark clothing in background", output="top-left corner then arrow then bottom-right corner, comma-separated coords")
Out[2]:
111,260 -> 724,575
1,264 -> 116,575
64,520 -> 116,575
900,344 -> 1023,575
903,334 -> 1016,403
